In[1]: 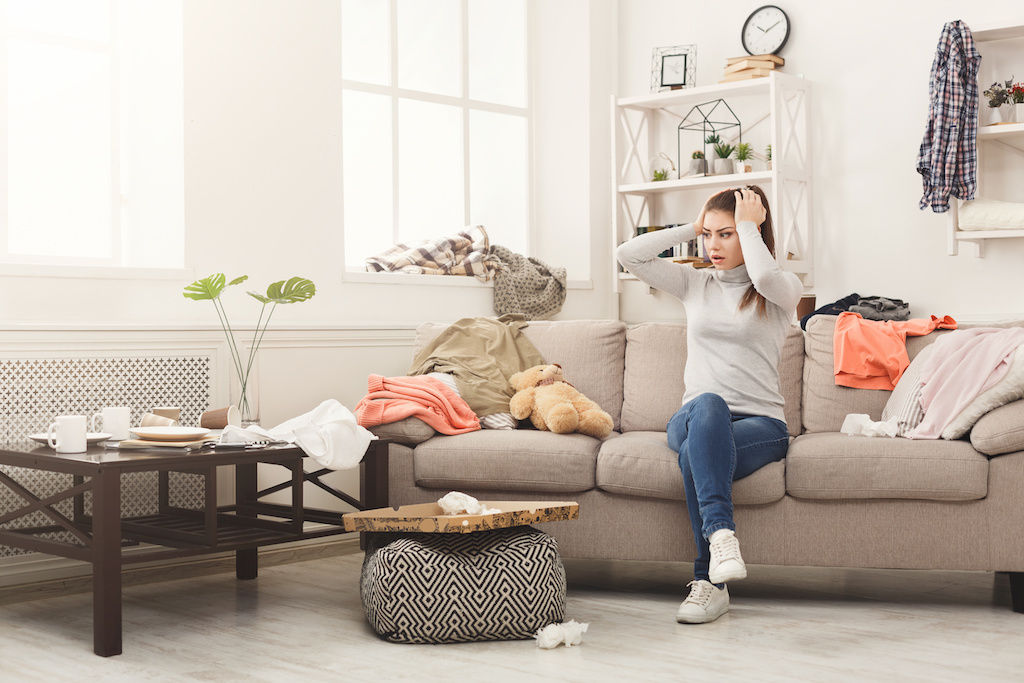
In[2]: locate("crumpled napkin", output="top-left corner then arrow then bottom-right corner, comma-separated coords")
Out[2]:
536,620 -> 589,649
437,491 -> 501,515
841,413 -> 900,438
219,399 -> 377,470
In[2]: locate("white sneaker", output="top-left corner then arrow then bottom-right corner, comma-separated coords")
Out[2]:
708,529 -> 747,584
676,580 -> 729,623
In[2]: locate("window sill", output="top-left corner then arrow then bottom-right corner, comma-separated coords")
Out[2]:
0,263 -> 194,281
343,270 -> 592,290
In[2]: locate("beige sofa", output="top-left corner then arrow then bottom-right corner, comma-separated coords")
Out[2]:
380,316 -> 1024,612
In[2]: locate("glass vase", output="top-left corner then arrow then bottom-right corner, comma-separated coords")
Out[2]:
231,353 -> 261,427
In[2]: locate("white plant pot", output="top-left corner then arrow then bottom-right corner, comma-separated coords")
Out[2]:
713,158 -> 733,175
734,160 -> 752,174
988,106 -> 1004,125
1003,103 -> 1016,123
1016,103 -> 1024,124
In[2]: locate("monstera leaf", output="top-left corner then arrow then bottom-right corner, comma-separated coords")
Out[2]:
183,273 -> 248,300
248,276 -> 316,305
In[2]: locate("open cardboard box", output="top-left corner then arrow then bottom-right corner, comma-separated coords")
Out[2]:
342,500 -> 579,534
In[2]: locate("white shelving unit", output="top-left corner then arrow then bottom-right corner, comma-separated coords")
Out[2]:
611,71 -> 813,292
948,24 -> 1024,257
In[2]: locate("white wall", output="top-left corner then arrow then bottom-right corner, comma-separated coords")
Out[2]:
616,1 -> 1024,324
0,0 -> 615,328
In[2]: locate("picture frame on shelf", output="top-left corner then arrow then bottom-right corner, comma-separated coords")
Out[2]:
651,45 -> 697,93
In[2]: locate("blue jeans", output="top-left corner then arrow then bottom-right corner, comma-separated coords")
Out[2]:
667,393 -> 789,584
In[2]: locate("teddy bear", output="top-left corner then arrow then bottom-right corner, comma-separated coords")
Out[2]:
508,363 -> 614,439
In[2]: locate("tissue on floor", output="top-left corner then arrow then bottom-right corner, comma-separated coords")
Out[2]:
437,491 -> 501,516
535,620 -> 589,649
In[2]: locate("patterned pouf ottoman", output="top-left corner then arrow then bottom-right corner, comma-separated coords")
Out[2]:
360,526 -> 566,644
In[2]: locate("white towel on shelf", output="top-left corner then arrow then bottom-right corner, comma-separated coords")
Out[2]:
958,198 -> 1024,231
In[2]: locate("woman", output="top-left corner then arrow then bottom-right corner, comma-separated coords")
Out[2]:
615,186 -> 801,624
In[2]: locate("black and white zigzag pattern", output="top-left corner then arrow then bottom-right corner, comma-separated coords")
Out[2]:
360,526 -> 566,644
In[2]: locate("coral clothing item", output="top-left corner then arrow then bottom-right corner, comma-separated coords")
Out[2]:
354,374 -> 480,434
833,312 -> 958,390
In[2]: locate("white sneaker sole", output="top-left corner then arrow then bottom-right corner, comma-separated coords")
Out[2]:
708,559 -> 747,584
676,602 -> 729,624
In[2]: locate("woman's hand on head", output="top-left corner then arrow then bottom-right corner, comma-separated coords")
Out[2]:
695,198 -> 710,231
734,188 -> 766,229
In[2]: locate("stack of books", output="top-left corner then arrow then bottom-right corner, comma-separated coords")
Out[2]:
719,54 -> 784,83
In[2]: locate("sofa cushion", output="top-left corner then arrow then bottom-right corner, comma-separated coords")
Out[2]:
785,432 -> 988,501
368,416 -> 436,446
621,322 -> 803,437
416,319 -> 626,431
595,431 -> 786,505
970,399 -> 1024,456
413,429 -> 601,493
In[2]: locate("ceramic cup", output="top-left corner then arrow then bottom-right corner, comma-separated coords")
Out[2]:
91,406 -> 131,441
140,413 -> 178,427
47,415 -> 88,454
199,405 -> 241,430
151,406 -> 181,422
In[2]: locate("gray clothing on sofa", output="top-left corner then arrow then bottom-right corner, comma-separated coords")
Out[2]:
616,222 -> 802,423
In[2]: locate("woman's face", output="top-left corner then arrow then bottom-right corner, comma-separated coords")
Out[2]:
702,209 -> 744,270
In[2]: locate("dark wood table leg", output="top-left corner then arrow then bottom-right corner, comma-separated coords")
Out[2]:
235,462 -> 258,580
359,440 -> 390,550
92,469 -> 122,657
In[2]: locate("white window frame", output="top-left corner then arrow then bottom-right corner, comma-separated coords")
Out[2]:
340,0 -> 535,286
0,1 -> 190,280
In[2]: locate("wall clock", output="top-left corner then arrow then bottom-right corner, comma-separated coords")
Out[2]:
741,5 -> 790,56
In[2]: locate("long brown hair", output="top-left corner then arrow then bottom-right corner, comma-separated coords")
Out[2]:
703,184 -> 774,319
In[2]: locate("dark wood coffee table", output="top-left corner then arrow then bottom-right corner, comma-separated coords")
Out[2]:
0,437 -> 390,656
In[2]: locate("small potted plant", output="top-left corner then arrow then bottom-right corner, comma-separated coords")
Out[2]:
984,79 -> 1013,124
1012,82 -> 1024,124
765,144 -> 773,171
687,150 -> 707,176
712,141 -> 735,175
649,152 -> 676,181
734,142 -> 753,174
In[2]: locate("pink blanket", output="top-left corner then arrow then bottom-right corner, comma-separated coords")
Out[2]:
354,374 -> 480,435
905,327 -> 1024,439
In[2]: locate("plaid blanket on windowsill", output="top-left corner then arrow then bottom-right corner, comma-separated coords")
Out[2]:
364,225 -> 503,282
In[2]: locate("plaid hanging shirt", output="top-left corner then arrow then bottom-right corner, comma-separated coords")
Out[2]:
364,225 -> 503,281
916,20 -> 981,213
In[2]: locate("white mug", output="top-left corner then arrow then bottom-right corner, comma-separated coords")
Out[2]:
91,406 -> 131,441
47,415 -> 88,454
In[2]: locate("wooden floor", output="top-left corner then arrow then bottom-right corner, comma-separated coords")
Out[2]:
0,550 -> 1022,681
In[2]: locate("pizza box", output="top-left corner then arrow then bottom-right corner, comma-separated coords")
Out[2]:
342,500 -> 579,534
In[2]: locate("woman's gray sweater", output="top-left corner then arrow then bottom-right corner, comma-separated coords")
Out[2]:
616,222 -> 802,423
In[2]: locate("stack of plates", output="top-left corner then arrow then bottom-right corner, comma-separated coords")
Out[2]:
118,427 -> 214,449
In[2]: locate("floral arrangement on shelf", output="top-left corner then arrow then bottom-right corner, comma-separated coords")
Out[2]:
734,142 -> 753,173
1011,83 -> 1024,105
649,152 -> 676,182
183,274 -> 317,425
984,78 -> 1014,108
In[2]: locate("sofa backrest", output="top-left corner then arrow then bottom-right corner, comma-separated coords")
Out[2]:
413,319 -> 627,431
801,315 -> 1024,433
619,321 -> 805,437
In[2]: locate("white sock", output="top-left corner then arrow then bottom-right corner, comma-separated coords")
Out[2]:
709,528 -> 735,545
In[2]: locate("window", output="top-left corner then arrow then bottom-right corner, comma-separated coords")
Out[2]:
0,0 -> 185,269
341,0 -> 530,270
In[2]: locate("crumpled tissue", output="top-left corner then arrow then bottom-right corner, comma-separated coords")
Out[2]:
219,399 -> 377,470
840,413 -> 900,438
437,491 -> 501,516
535,620 -> 589,649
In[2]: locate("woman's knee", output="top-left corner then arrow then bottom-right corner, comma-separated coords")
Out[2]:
691,393 -> 729,414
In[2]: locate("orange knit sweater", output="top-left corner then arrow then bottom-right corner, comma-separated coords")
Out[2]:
354,374 -> 481,434
833,311 -> 958,390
